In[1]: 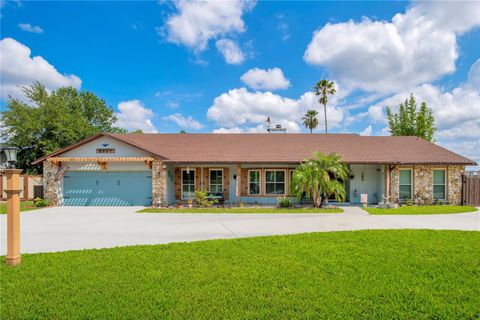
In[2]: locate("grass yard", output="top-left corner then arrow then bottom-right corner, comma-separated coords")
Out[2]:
0,201 -> 38,214
364,205 -> 478,215
139,207 -> 343,214
1,230 -> 479,319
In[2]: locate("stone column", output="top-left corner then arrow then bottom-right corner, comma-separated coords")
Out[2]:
43,160 -> 62,205
152,159 -> 167,207
390,166 -> 399,203
414,165 -> 433,205
448,165 -> 464,205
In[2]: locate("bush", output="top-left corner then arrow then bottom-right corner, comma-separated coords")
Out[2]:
194,190 -> 217,208
33,198 -> 50,208
277,196 -> 293,208
404,198 -> 414,206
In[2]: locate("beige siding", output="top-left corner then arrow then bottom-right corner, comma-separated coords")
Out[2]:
1,175 -> 43,200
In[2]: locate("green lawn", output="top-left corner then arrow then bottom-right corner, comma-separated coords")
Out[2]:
2,230 -> 479,319
0,201 -> 38,214
139,207 -> 343,214
363,205 -> 478,215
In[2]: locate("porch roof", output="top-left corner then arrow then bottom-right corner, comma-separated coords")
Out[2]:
32,133 -> 476,166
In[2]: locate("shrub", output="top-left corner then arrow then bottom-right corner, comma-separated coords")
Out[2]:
33,198 -> 50,208
277,196 -> 293,208
405,198 -> 414,206
194,190 -> 217,208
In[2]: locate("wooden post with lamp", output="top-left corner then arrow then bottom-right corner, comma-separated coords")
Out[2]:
2,146 -> 22,266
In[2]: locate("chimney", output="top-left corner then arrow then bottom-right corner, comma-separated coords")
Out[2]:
267,124 -> 287,133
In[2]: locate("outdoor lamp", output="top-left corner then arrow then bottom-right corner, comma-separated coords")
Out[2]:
2,146 -> 19,169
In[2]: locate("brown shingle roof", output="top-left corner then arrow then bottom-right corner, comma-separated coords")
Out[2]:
32,133 -> 476,165
112,133 -> 475,165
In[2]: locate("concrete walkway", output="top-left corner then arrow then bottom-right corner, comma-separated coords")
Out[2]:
1,206 -> 479,254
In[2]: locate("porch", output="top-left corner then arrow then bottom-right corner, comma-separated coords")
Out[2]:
166,163 -> 388,206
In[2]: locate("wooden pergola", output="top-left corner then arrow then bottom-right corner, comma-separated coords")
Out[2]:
49,157 -> 155,170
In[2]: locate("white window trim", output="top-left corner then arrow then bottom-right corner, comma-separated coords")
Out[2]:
264,169 -> 287,196
181,168 -> 195,200
209,168 -> 223,193
398,168 -> 413,200
432,168 -> 447,200
248,169 -> 261,195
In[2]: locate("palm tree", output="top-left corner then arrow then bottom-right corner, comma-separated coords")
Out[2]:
290,152 -> 348,207
302,110 -> 319,133
313,79 -> 336,134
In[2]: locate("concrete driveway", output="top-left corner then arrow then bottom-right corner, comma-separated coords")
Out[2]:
1,206 -> 479,254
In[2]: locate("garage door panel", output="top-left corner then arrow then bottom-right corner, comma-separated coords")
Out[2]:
63,172 -> 152,206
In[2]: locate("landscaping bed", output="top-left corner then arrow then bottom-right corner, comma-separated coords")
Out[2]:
1,230 -> 479,319
363,205 -> 478,215
138,207 -> 343,214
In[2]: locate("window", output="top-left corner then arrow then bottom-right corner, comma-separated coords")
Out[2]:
398,169 -> 412,200
209,169 -> 223,193
182,169 -> 195,199
433,169 -> 446,200
248,170 -> 260,195
96,148 -> 115,154
265,170 -> 285,195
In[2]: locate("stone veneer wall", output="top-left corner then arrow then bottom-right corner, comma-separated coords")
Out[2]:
447,166 -> 464,205
152,159 -> 167,207
414,165 -> 434,205
390,166 -> 399,203
43,160 -> 62,205
389,165 -> 465,205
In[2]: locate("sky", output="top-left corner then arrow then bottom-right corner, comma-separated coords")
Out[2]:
1,0 -> 479,168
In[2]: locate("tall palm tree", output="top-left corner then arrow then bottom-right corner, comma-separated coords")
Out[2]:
290,152 -> 348,207
302,110 -> 319,133
313,79 -> 336,134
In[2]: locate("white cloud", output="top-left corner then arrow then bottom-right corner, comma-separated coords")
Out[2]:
360,125 -> 373,136
215,39 -> 245,64
18,23 -> 44,33
165,101 -> 179,109
0,37 -> 81,100
367,105 -> 385,123
369,82 -> 479,133
465,59 -> 480,90
115,100 -> 158,133
212,127 -> 244,133
240,67 -> 290,90
162,0 -> 255,52
440,140 -> 479,170
276,14 -> 290,41
207,87 -> 345,133
366,59 -> 480,166
304,1 -> 480,94
163,113 -> 204,130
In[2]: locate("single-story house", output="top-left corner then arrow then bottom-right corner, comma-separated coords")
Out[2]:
31,133 -> 476,206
